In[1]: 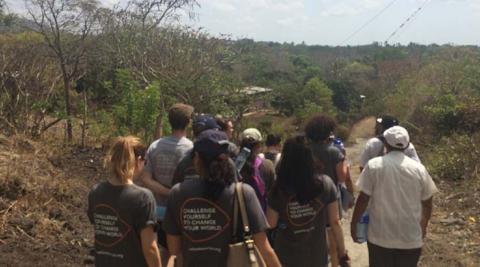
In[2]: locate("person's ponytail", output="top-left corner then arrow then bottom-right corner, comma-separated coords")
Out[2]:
106,136 -> 142,184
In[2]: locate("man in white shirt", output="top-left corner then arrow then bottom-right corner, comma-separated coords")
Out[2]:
359,115 -> 420,172
351,126 -> 438,267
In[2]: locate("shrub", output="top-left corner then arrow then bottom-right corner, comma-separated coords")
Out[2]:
425,133 -> 480,180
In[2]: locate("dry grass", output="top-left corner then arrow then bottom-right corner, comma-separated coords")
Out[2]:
0,134 -> 105,266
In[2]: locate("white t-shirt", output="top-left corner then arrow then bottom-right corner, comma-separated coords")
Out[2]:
357,151 -> 438,249
360,137 -> 420,168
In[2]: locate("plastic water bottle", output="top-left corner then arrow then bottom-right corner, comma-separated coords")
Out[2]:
356,212 -> 369,243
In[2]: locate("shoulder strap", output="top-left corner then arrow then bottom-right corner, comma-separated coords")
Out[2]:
232,185 -> 239,239
235,183 -> 251,236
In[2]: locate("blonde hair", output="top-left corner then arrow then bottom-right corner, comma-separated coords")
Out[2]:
106,136 -> 143,184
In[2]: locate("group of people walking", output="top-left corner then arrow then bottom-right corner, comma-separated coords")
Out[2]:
87,103 -> 438,267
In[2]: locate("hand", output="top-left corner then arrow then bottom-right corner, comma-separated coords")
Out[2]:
339,252 -> 351,267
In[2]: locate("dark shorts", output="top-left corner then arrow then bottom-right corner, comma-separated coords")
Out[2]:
157,221 -> 167,248
368,242 -> 422,267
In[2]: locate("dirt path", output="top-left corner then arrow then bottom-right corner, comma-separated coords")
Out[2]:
339,117 -> 376,267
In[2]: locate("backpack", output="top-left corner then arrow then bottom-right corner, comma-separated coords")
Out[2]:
242,157 -> 267,212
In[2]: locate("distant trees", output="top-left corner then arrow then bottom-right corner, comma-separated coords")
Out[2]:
0,0 -> 16,26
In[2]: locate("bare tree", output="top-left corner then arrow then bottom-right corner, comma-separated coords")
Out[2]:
99,0 -> 199,138
25,0 -> 99,143
0,34 -> 62,137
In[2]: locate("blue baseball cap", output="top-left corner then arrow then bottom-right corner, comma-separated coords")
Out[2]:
192,114 -> 220,136
194,129 -> 229,163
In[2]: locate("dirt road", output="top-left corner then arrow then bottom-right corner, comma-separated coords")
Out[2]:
339,117 -> 376,267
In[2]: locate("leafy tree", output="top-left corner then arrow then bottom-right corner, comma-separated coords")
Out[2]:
301,77 -> 336,115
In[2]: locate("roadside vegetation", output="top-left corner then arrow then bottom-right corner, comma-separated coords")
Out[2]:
0,0 -> 479,266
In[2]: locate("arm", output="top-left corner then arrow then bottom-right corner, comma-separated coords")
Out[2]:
345,166 -> 354,194
253,232 -> 282,267
140,225 -> 162,267
266,207 -> 279,229
344,167 -> 355,208
420,197 -> 433,239
327,201 -> 348,260
141,170 -> 171,198
336,160 -> 348,183
167,234 -> 183,267
350,191 -> 370,243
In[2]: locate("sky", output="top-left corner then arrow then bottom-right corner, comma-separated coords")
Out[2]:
6,0 -> 480,46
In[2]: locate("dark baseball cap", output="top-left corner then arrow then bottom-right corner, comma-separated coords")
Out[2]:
376,115 -> 399,130
194,129 -> 229,163
192,114 -> 221,136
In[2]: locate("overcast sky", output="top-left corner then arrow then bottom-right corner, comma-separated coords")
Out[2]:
6,0 -> 480,46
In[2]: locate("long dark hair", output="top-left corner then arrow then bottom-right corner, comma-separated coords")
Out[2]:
239,138 -> 259,184
273,135 -> 323,204
197,153 -> 235,201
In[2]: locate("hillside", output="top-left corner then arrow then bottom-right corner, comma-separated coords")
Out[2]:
0,135 -> 102,266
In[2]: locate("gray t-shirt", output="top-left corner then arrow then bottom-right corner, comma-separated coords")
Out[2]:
359,137 -> 421,168
163,180 -> 269,267
87,182 -> 156,267
145,135 -> 193,204
310,142 -> 345,185
268,175 -> 337,267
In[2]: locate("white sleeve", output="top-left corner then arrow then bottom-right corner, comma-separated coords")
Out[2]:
360,139 -> 379,168
405,143 -> 421,163
356,163 -> 375,196
420,166 -> 438,201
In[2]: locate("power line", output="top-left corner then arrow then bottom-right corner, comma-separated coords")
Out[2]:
340,0 -> 399,45
385,0 -> 432,44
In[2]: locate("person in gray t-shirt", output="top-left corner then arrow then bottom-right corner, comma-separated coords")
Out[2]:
141,103 -> 194,212
266,136 -> 351,267
164,130 -> 282,267
88,136 -> 160,267
359,115 -> 420,171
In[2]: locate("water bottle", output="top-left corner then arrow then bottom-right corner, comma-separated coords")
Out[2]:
356,212 -> 369,243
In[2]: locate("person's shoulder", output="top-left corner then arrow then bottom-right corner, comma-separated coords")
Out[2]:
365,137 -> 383,147
89,181 -> 108,193
315,174 -> 335,187
129,184 -> 155,199
365,156 -> 383,169
405,143 -> 418,153
327,143 -> 342,154
173,178 -> 205,193
402,156 -> 427,171
147,138 -> 162,151
179,136 -> 193,145
178,150 -> 193,163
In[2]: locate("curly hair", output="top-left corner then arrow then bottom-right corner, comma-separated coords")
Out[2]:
305,114 -> 337,142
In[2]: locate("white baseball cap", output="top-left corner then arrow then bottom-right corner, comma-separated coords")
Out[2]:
240,128 -> 263,142
383,126 -> 410,149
